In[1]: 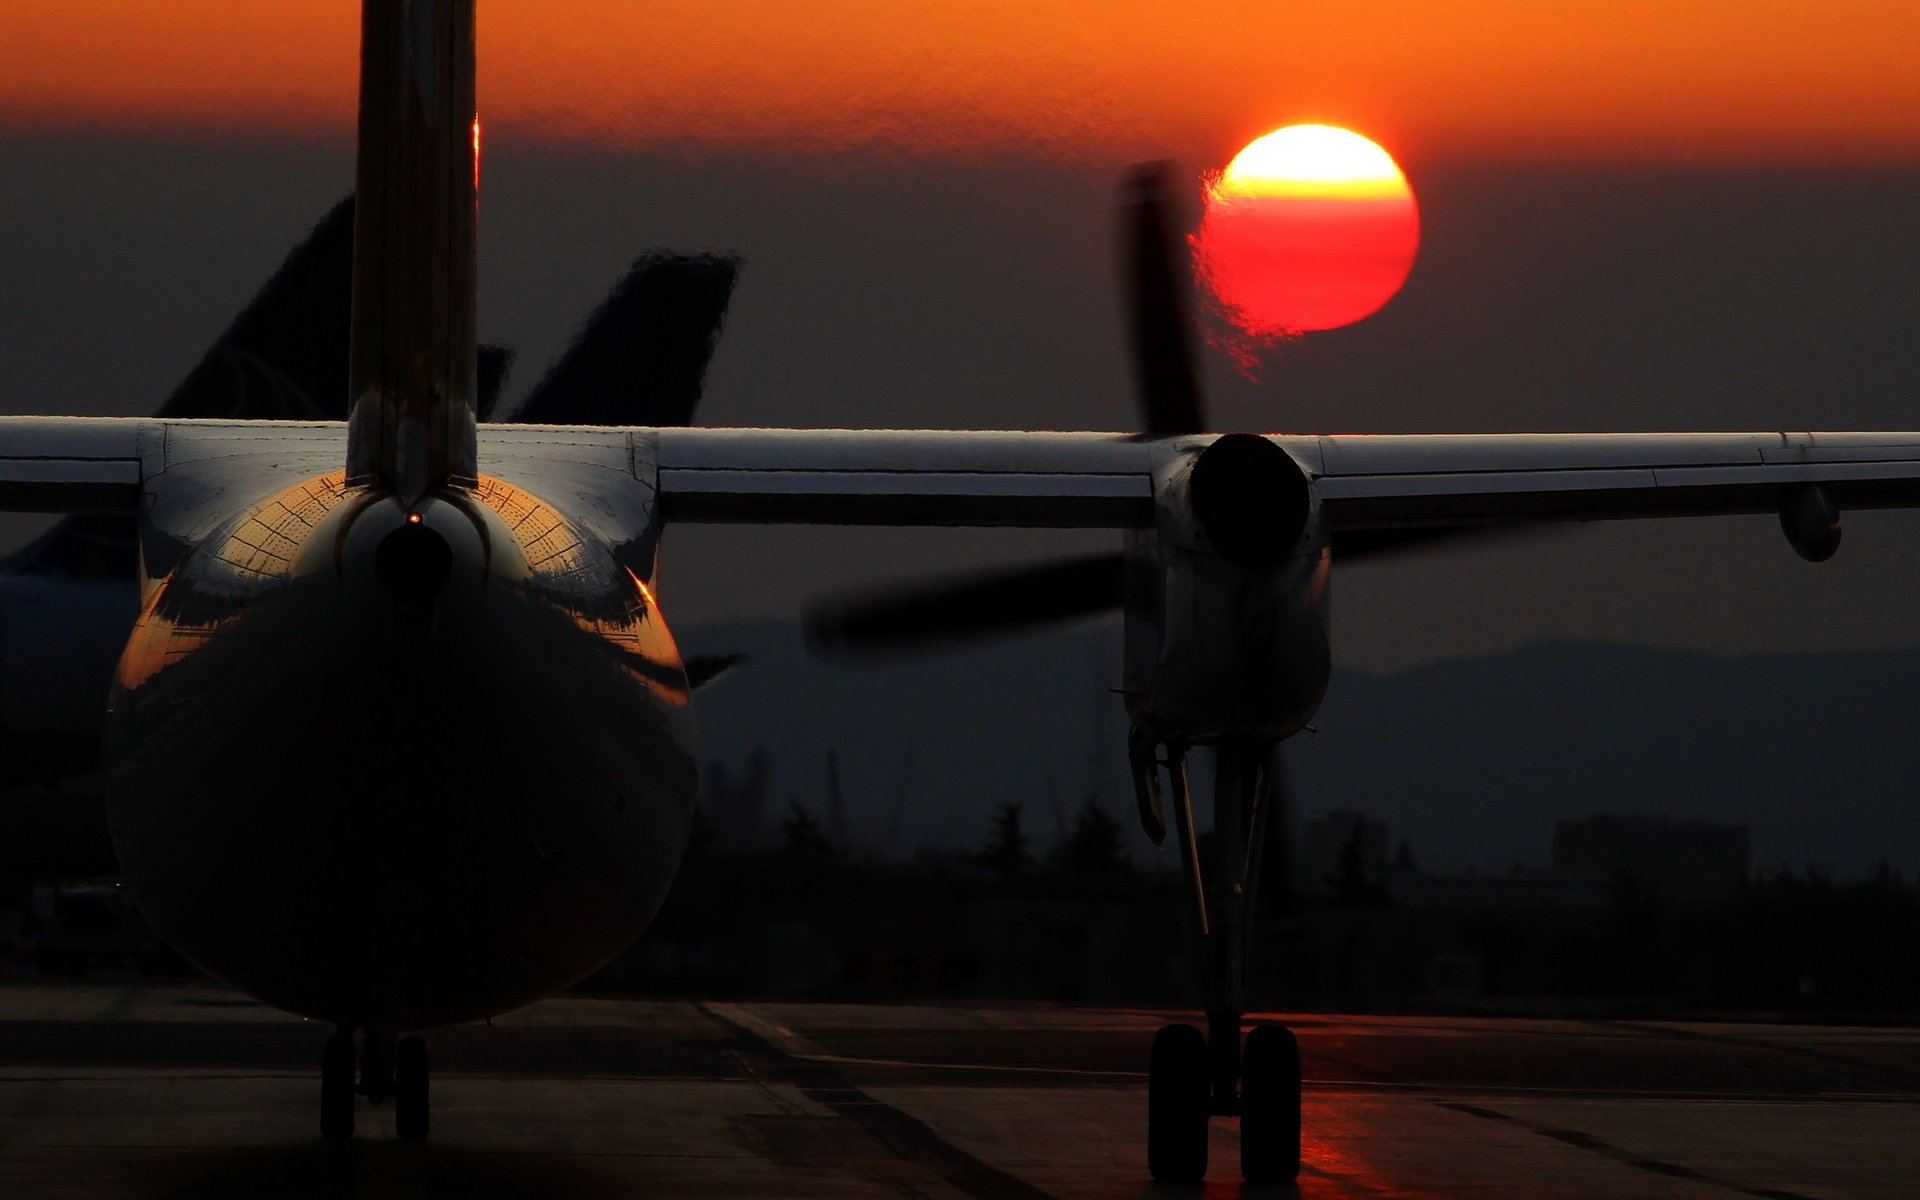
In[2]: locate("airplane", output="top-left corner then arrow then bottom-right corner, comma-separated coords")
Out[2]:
5,0 -> 1915,1184
0,199 -> 737,882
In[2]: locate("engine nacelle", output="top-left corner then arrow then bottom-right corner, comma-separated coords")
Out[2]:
1188,433 -> 1314,563
1780,484 -> 1842,563
1123,435 -> 1331,745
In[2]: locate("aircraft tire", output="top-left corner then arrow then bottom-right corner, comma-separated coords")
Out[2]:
395,1036 -> 429,1143
1148,1022 -> 1209,1182
1239,1024 -> 1301,1183
320,1033 -> 355,1141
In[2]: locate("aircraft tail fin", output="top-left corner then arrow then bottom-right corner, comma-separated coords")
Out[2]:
513,253 -> 739,427
476,343 -> 515,421
345,0 -> 479,499
7,197 -> 363,579
159,197 -> 356,421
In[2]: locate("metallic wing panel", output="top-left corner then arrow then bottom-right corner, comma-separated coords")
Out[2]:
649,427 -> 1920,531
651,428 -> 1154,527
4,420 -> 1920,538
1310,432 -> 1920,528
0,417 -> 150,513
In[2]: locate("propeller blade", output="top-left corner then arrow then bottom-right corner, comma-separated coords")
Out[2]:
797,166 -> 1205,663
805,551 -> 1126,657
1121,163 -> 1206,436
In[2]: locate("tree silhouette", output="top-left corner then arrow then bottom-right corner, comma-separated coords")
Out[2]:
780,799 -> 833,861
977,801 -> 1032,879
1054,797 -> 1131,882
1328,823 -> 1385,906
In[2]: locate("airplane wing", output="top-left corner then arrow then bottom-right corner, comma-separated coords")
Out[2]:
644,426 -> 1920,650
0,418 -> 149,514
650,428 -> 1154,526
1309,432 -> 1920,528
6,419 -> 1920,533
647,427 -> 1920,531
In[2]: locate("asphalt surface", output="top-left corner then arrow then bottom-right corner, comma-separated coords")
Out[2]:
0,984 -> 1914,1198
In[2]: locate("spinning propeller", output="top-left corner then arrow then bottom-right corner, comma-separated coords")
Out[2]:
805,162 -> 1523,656
804,165 -> 1251,656
804,163 -> 1197,655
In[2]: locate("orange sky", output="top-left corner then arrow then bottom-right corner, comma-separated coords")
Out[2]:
5,1 -> 1919,162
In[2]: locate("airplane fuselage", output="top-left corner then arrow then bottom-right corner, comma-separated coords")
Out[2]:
102,463 -> 696,1030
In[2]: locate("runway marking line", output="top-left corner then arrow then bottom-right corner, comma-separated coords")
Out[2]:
685,1010 -> 1920,1102
1437,1101 -> 1821,1200
703,1002 -> 1146,1080
699,1002 -> 1060,1200
1595,1018 -> 1920,1096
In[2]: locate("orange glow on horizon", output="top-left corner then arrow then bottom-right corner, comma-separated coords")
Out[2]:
3,3 -> 1920,163
1196,126 -> 1420,336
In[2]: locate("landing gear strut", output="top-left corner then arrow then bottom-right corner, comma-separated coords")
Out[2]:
1141,739 -> 1302,1184
319,1027 -> 431,1141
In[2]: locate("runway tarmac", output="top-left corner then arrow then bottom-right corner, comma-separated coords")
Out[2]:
0,983 -> 1913,1198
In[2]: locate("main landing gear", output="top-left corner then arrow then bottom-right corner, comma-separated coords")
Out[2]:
1135,738 -> 1302,1184
320,1026 -> 430,1142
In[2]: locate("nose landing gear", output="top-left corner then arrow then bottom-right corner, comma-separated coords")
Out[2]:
1240,1023 -> 1302,1183
1147,1020 -> 1302,1183
318,1027 -> 431,1141
1139,738 -> 1302,1184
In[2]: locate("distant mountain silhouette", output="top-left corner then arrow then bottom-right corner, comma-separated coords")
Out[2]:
681,620 -> 1920,877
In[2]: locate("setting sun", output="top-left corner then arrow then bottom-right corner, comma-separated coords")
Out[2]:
1195,124 -> 1420,336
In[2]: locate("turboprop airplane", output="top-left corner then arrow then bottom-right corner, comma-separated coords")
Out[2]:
8,0 -> 1918,1184
0,198 -> 736,881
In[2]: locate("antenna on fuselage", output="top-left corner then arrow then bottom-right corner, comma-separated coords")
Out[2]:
344,0 -> 480,503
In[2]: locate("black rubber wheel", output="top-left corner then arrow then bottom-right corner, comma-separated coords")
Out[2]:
320,1033 -> 355,1141
395,1036 -> 429,1143
1240,1024 -> 1301,1183
1148,1022 -> 1209,1182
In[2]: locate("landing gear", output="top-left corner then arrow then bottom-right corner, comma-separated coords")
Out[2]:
318,1028 -> 431,1141
1141,738 -> 1303,1184
1148,1019 -> 1302,1184
1240,1025 -> 1302,1183
1147,1023 -> 1209,1181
